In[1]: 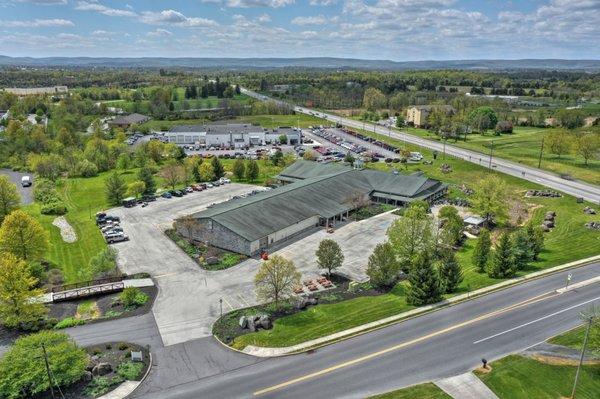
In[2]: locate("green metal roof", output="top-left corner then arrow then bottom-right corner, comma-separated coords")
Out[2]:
189,160 -> 445,242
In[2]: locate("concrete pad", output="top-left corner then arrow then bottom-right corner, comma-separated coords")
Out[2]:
435,372 -> 499,399
97,381 -> 139,399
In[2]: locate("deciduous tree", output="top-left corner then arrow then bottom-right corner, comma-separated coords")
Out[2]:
255,255 -> 301,309
387,203 -> 435,269
315,239 -> 344,276
211,156 -> 225,179
471,175 -> 509,225
574,133 -> 600,166
545,130 -> 571,158
0,253 -> 47,329
0,175 -> 20,225
199,162 -> 215,182
246,159 -> 260,182
366,241 -> 400,289
126,180 -> 146,199
233,158 -> 246,181
160,162 -> 184,190
0,210 -> 49,261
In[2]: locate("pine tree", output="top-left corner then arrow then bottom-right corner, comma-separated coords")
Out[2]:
406,251 -> 442,306
472,228 -> 491,273
105,172 -> 126,205
438,251 -> 463,293
138,167 -> 156,195
512,229 -> 534,270
211,156 -> 225,179
488,232 -> 517,278
525,223 -> 544,260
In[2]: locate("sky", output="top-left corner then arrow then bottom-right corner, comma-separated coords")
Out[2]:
0,0 -> 599,60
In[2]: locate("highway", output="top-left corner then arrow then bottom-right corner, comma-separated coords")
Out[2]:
241,88 -> 600,204
123,262 -> 600,399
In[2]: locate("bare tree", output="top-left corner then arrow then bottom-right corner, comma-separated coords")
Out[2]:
255,255 -> 301,309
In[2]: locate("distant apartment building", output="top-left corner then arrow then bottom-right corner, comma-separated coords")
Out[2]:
163,124 -> 302,148
406,105 -> 455,128
4,86 -> 68,96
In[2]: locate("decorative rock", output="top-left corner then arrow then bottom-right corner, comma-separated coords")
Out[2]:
543,220 -> 555,228
585,221 -> 600,230
540,224 -> 550,232
131,351 -> 143,363
206,256 -> 219,265
583,206 -> 597,215
238,316 -> 247,329
92,362 -> 112,377
525,190 -> 561,198
258,315 -> 272,330
296,297 -> 318,310
82,371 -> 93,382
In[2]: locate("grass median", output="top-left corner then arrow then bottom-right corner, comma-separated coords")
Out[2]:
368,383 -> 451,399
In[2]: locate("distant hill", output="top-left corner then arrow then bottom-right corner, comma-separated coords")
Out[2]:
0,56 -> 599,71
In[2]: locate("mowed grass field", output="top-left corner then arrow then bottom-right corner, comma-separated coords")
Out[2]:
228,125 -> 600,349
101,93 -> 252,113
369,383 -> 451,399
397,126 -> 600,185
476,355 -> 600,399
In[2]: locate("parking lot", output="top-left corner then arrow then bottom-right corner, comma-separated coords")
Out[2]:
108,182 -> 398,346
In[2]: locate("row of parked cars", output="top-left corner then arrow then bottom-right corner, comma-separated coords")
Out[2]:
125,132 -> 145,146
311,128 -> 368,154
96,212 -> 129,244
160,177 -> 231,199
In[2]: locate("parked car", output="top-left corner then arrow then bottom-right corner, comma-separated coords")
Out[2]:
106,234 -> 129,244
185,187 -> 194,193
21,176 -> 32,187
103,228 -> 123,236
100,224 -> 121,233
171,190 -> 183,197
96,215 -> 120,225
142,194 -> 157,202
122,197 -> 137,208
161,191 -> 172,199
219,177 -> 231,184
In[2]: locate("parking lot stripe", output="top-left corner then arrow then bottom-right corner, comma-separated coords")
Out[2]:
237,293 -> 251,307
222,296 -> 234,311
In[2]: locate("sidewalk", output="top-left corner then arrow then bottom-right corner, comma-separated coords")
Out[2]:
240,254 -> 600,357
435,372 -> 499,399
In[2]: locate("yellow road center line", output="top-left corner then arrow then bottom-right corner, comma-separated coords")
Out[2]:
253,291 -> 555,396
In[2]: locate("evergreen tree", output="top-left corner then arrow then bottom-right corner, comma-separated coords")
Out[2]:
472,229 -> 491,273
512,228 -> 534,270
488,232 -> 517,278
105,172 -> 126,206
211,156 -> 225,179
246,160 -> 260,182
192,158 -> 203,183
138,167 -> 156,195
406,251 -> 442,306
525,223 -> 544,260
438,251 -> 463,293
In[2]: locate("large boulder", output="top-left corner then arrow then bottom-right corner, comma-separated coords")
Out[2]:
82,371 -> 93,382
92,362 -> 112,377
258,315 -> 272,330
239,316 -> 247,329
543,220 -> 555,228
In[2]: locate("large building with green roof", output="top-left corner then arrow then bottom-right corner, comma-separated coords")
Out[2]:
176,160 -> 446,255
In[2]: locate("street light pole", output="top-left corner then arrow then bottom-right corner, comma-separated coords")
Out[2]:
488,140 -> 494,169
571,315 -> 594,399
538,137 -> 544,169
219,298 -> 223,318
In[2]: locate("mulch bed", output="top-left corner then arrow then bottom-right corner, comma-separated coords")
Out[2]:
34,342 -> 150,399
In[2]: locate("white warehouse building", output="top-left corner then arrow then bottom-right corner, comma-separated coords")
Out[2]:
163,124 -> 302,148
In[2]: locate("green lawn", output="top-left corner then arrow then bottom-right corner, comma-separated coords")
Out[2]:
549,324 -> 600,354
23,170 -> 140,282
476,355 -> 600,399
368,383 -> 451,399
392,125 -> 600,185
101,94 -> 251,114
232,284 -> 414,349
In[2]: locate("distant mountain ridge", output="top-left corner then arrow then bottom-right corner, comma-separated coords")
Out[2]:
0,56 -> 599,70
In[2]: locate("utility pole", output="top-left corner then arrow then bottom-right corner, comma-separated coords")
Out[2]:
538,137 -> 544,169
571,315 -> 594,399
443,138 -> 447,160
42,343 -> 56,399
488,140 -> 494,169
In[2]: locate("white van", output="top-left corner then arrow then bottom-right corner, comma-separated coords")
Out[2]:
409,152 -> 423,161
21,176 -> 32,187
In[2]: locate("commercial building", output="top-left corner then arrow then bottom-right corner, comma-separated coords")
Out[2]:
164,124 -> 301,148
176,160 -> 446,255
406,105 -> 455,128
108,113 -> 150,129
3,86 -> 68,96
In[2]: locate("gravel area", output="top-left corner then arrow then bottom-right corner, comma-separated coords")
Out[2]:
53,216 -> 78,243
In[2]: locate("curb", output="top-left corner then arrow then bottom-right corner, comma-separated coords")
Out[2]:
240,254 -> 600,357
96,350 -> 153,399
126,350 -> 153,398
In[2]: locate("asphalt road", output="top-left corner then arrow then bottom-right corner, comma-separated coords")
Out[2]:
242,88 -> 600,204
96,261 -> 599,399
0,168 -> 33,205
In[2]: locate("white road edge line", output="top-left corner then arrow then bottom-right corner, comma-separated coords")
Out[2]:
473,295 -> 600,344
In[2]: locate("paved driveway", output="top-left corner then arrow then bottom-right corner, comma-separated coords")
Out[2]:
0,168 -> 34,205
111,184 -> 398,346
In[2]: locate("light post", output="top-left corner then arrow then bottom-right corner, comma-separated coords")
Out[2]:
219,298 -> 223,318
565,273 -> 572,290
488,140 -> 494,169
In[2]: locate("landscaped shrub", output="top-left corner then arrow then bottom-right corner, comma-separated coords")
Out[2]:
89,247 -> 118,278
54,317 -> 86,329
117,361 -> 144,380
84,376 -> 124,397
74,159 -> 99,177
0,331 -> 87,398
40,200 -> 68,215
47,268 -> 65,286
220,253 -> 242,268
120,287 -> 149,308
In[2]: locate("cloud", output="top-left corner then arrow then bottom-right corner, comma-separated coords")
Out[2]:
147,28 -> 173,37
257,13 -> 271,23
140,9 -> 218,27
1,18 -> 74,27
15,0 -> 67,4
75,1 -> 136,17
291,15 -> 328,25
209,0 -> 295,8
309,0 -> 337,5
